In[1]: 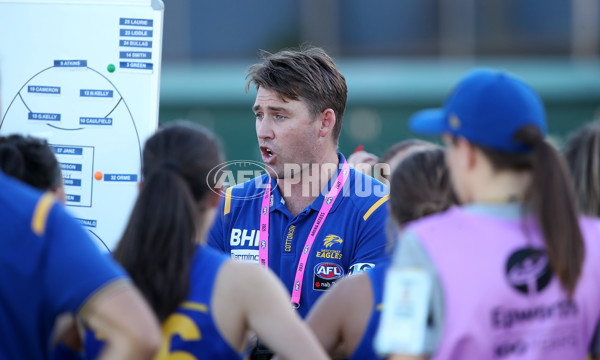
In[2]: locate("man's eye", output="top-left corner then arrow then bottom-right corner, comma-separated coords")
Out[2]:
275,114 -> 285,120
255,113 -> 264,120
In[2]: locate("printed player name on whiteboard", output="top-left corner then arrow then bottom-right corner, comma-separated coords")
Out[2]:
119,40 -> 152,48
119,18 -> 153,27
103,174 -> 138,182
80,117 -> 113,126
28,112 -> 60,121
80,89 -> 113,98
28,86 -> 61,94
54,60 -> 87,67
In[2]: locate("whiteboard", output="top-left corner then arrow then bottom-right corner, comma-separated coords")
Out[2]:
0,0 -> 164,251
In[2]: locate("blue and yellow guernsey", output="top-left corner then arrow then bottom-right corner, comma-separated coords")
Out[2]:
85,246 -> 242,360
349,261 -> 389,360
208,153 -> 390,317
0,171 -> 126,360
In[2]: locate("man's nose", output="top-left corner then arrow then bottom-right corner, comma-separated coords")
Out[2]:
257,117 -> 274,140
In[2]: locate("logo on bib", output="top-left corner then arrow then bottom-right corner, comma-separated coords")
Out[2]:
505,248 -> 552,295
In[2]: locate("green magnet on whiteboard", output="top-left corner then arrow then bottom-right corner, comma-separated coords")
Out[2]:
107,64 -> 115,73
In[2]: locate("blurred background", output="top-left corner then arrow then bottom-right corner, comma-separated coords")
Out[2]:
159,0 -> 600,162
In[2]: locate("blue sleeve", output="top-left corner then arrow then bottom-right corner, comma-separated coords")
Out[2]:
348,200 -> 389,274
42,204 -> 127,315
207,197 -> 226,252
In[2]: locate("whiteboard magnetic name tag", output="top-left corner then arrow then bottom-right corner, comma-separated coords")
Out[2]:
374,267 -> 432,356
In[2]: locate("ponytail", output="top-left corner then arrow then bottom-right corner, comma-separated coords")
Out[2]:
515,126 -> 584,298
113,121 -> 224,322
114,165 -> 197,322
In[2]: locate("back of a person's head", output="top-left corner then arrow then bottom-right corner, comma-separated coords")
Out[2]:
409,68 -> 584,297
377,139 -> 438,181
141,121 -> 224,200
114,120 -> 224,322
246,45 -> 347,143
389,148 -> 457,227
564,120 -> 600,217
380,139 -> 435,165
0,134 -> 62,191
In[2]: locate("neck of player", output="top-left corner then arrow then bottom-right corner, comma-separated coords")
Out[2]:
278,151 -> 340,217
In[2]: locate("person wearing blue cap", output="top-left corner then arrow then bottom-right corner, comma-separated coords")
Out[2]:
374,68 -> 600,360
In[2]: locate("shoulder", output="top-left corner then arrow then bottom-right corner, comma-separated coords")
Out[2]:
344,169 -> 390,222
218,261 -> 273,288
309,272 -> 373,321
221,175 -> 269,216
335,272 -> 373,300
191,246 -> 229,272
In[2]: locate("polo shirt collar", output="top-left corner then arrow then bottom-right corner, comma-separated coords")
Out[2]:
267,152 -> 349,215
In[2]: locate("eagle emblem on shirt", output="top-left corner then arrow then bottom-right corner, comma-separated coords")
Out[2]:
323,234 -> 343,248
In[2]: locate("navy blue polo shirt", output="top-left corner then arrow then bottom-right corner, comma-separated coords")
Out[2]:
208,153 -> 390,317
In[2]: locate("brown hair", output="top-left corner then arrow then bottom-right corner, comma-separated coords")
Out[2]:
0,134 -> 62,191
563,121 -> 600,217
246,46 -> 347,144
476,126 -> 584,298
114,121 -> 224,322
389,148 -> 457,226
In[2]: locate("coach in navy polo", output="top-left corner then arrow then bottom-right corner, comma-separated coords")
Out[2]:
208,47 -> 389,317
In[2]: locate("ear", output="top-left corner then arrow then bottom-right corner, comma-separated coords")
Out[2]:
318,108 -> 336,138
457,137 -> 477,170
53,185 -> 67,205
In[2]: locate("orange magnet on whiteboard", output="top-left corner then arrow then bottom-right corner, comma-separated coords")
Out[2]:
94,171 -> 103,180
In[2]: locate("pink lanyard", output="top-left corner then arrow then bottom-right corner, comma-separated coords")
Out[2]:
259,160 -> 350,308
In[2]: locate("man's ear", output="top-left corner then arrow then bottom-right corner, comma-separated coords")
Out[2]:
318,108 -> 336,138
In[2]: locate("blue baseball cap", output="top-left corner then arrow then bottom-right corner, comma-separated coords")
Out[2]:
409,68 -> 547,153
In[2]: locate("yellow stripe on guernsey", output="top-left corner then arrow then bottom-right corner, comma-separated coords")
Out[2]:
31,192 -> 56,236
363,195 -> 390,221
224,186 -> 234,215
180,301 -> 209,313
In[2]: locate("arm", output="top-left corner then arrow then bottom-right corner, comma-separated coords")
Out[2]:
42,204 -> 161,360
216,262 -> 329,360
306,273 -> 372,358
81,281 -> 162,360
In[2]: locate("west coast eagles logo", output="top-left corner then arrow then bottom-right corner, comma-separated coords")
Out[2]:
323,234 -> 343,248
